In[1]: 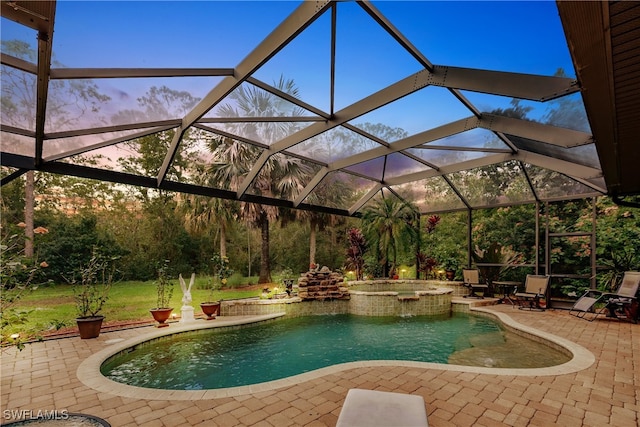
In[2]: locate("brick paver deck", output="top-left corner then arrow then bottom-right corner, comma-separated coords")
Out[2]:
2,303 -> 639,426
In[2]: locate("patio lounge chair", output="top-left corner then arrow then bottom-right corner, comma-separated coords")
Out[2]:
513,275 -> 550,311
337,388 -> 429,427
462,269 -> 488,299
569,271 -> 640,323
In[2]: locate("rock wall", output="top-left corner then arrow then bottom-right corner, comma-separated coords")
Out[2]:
297,266 -> 349,300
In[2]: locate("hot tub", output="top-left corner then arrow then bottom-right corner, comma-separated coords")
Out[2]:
348,280 -> 454,316
221,280 -> 455,317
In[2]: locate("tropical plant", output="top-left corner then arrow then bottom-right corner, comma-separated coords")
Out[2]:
440,257 -> 459,272
292,197 -> 345,268
0,226 -> 49,350
472,242 -> 521,293
596,197 -> 640,290
208,77 -> 313,283
416,252 -> 438,279
419,214 -> 443,278
599,249 -> 640,292
425,214 -> 441,234
182,190 -> 237,259
361,197 -> 418,278
207,253 -> 233,302
153,260 -> 174,309
344,228 -> 367,280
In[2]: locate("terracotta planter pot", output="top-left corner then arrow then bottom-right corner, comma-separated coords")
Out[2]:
200,302 -> 221,320
150,308 -> 173,327
76,315 -> 104,339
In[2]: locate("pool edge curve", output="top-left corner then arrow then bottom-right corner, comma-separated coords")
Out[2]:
76,308 -> 595,400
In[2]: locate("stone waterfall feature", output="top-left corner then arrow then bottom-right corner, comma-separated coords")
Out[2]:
297,266 -> 349,301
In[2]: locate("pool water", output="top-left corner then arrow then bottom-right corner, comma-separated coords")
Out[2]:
101,313 -> 570,390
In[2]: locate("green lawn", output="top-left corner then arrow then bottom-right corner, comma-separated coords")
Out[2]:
2,279 -> 265,344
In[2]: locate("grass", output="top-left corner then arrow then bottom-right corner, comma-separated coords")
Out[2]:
2,278 -> 267,344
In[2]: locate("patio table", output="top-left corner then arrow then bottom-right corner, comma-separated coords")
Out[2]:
493,281 -> 522,305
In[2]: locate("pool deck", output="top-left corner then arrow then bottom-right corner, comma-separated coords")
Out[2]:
2,300 -> 639,426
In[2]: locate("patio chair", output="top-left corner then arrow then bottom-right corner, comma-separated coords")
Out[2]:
569,271 -> 640,322
462,269 -> 488,299
513,275 -> 550,311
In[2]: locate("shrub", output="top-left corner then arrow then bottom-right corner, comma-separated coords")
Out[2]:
153,260 -> 174,309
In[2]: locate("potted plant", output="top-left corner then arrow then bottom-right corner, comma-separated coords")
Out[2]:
150,260 -> 174,327
200,254 -> 231,320
441,257 -> 458,281
71,252 -> 116,339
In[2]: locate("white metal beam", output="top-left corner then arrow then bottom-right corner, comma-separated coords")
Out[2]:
34,26 -> 55,165
50,68 -> 234,79
479,114 -> 592,148
0,52 -> 38,74
158,0 -> 333,186
329,116 -> 480,171
357,0 -> 433,71
348,183 -> 384,216
293,167 -> 329,207
433,65 -> 579,101
44,125 -> 177,162
385,153 -> 513,186
512,150 -> 603,181
236,68 -> 439,197
46,120 -> 182,139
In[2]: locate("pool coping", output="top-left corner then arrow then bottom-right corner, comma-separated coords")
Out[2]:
76,307 -> 595,400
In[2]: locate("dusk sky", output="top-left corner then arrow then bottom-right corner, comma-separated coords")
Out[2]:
0,1 -> 599,212
2,1 -> 576,135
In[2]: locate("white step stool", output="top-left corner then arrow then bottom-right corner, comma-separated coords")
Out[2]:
337,388 -> 429,427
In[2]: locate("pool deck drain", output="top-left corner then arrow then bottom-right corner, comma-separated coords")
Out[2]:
2,300 -> 639,426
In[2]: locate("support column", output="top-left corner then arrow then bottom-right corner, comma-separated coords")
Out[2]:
467,208 -> 473,268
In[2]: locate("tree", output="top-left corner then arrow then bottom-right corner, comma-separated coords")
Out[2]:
596,197 -> 640,290
345,228 -> 366,280
361,197 -> 418,277
291,177 -> 349,268
543,68 -> 590,132
181,190 -> 237,259
113,86 -> 207,276
37,214 -> 125,282
1,40 -> 111,259
118,127 -> 198,262
472,205 -> 537,268
208,77 -> 313,283
118,85 -> 202,190
417,214 -> 441,279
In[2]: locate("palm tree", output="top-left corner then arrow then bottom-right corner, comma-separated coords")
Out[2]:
293,176 -> 349,268
361,197 -> 418,277
208,78 -> 312,283
180,189 -> 237,258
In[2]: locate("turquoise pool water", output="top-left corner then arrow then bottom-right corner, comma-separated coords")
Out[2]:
101,313 -> 570,390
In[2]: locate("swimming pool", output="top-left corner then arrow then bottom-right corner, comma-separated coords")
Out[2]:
101,313 -> 570,390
